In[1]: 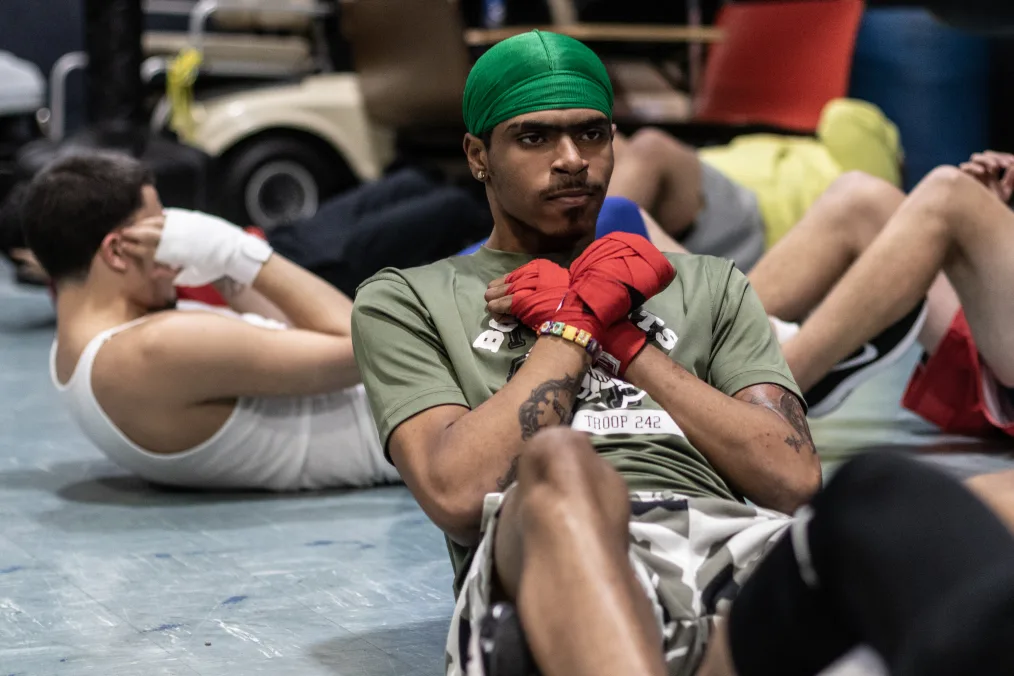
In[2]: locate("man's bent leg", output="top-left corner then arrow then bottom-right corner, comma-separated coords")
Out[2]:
919,274 -> 963,356
747,172 -> 904,321
784,167 -> 1014,390
609,128 -> 704,240
490,428 -> 665,676
930,170 -> 1014,386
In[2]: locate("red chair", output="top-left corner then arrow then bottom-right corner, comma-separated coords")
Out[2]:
694,0 -> 866,132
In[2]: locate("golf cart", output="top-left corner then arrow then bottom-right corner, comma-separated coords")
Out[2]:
145,0 -> 389,230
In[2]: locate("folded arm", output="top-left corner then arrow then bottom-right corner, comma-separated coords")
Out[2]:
210,276 -> 289,323
139,311 -> 359,401
388,337 -> 590,546
625,348 -> 820,514
141,253 -> 361,402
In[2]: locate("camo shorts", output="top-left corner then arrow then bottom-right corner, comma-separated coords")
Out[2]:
445,490 -> 792,676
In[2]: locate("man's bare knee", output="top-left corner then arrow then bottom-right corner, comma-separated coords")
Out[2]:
521,429 -> 624,489
627,127 -> 695,164
518,428 -> 596,484
901,165 -> 991,246
833,171 -> 904,207
518,428 -> 630,533
821,171 -> 904,240
909,166 -> 984,219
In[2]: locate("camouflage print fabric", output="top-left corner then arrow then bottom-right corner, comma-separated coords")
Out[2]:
445,490 -> 792,676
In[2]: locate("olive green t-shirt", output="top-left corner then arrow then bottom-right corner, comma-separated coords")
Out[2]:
351,247 -> 801,591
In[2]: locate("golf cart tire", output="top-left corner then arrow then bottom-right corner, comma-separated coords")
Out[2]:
218,132 -> 357,230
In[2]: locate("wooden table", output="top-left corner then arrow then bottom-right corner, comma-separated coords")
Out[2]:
465,23 -> 723,47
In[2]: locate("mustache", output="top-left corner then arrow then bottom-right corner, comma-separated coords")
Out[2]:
541,180 -> 606,199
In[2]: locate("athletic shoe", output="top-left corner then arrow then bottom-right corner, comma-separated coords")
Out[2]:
479,602 -> 541,676
806,299 -> 929,418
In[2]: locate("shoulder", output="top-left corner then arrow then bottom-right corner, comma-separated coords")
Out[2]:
129,309 -> 252,363
354,257 -> 474,315
86,311 -> 225,397
665,252 -> 739,293
358,257 -> 473,292
665,252 -> 736,276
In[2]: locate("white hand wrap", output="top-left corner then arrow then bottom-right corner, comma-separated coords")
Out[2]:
156,208 -> 273,288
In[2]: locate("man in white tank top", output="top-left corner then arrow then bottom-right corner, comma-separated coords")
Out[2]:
20,151 -> 400,491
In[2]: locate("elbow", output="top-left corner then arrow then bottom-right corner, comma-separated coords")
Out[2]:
775,461 -> 822,515
421,479 -> 487,547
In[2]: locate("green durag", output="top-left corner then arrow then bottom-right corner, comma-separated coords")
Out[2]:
462,30 -> 614,137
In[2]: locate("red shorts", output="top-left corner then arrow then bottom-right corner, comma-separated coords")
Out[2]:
902,309 -> 1014,437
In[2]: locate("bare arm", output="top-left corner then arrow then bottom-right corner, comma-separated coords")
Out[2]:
211,276 -> 290,324
141,310 -> 360,401
625,346 -> 821,513
389,337 -> 590,545
248,254 -> 353,336
119,220 -> 359,399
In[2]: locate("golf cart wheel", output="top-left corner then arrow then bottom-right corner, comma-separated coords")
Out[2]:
219,133 -> 356,230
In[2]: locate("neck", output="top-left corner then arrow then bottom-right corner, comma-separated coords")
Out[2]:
54,277 -> 150,331
485,216 -> 594,256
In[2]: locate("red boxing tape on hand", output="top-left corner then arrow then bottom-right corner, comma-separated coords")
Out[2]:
601,321 -> 648,376
556,232 -> 675,336
506,259 -> 570,331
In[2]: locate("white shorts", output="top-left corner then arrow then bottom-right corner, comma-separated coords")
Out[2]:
445,490 -> 792,676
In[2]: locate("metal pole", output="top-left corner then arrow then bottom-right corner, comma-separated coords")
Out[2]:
48,51 -> 90,142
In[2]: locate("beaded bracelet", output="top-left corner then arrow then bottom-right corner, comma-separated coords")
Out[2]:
537,320 -> 603,362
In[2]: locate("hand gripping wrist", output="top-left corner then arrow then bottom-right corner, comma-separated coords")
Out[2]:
555,232 -> 675,341
157,208 -> 272,287
505,259 -> 570,331
600,321 -> 647,377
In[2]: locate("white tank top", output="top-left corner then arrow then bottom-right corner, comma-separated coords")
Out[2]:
50,302 -> 400,491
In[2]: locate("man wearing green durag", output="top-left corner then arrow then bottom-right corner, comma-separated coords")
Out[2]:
352,30 -> 820,676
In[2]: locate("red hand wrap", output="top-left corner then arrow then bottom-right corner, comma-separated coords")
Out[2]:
554,232 -> 675,338
600,321 -> 648,377
505,259 -> 570,332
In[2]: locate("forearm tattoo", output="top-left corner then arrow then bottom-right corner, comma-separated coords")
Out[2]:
497,374 -> 583,490
497,455 -> 520,491
517,374 -> 582,441
776,391 -> 816,454
742,387 -> 816,455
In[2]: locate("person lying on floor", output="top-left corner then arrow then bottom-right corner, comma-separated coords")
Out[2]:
351,30 -> 822,676
20,151 -> 400,491
13,146 -> 1008,436
656,149 -> 1014,436
607,97 -> 903,271
2,167 -> 491,297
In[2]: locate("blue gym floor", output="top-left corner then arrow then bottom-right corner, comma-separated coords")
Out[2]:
2,258 -> 1012,675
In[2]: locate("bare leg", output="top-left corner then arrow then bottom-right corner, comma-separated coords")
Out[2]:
919,274 -> 962,356
608,127 -> 704,239
493,428 -> 665,676
696,619 -> 738,676
747,172 -> 905,321
785,166 -> 1014,391
966,470 -> 1014,534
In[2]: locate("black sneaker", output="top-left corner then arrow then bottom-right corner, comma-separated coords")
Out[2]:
805,299 -> 928,418
479,602 -> 541,676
